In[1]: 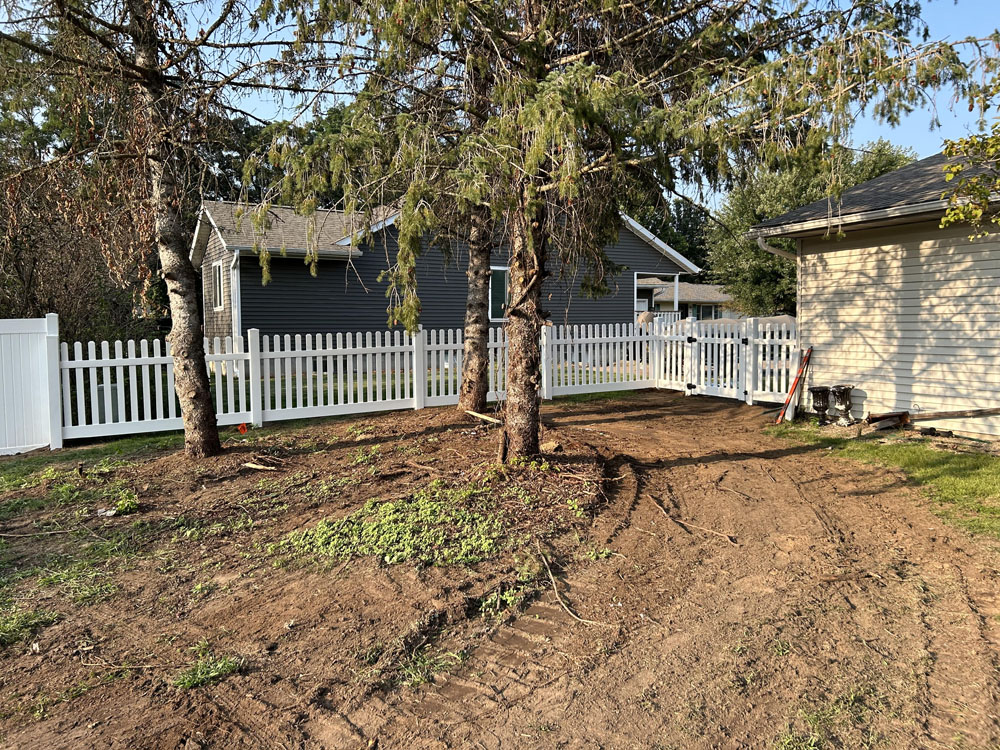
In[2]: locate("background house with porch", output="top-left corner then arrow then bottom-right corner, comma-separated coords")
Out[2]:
635,279 -> 740,322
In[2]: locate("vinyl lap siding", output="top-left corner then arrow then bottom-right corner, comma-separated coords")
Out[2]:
201,232 -> 232,341
239,225 -> 686,337
799,220 -> 1000,437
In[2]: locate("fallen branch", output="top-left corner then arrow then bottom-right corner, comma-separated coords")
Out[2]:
465,410 -> 502,425
909,406 -> 1000,422
243,462 -> 279,471
644,495 -> 738,546
717,484 -> 758,502
535,542 -> 612,628
0,529 -> 75,538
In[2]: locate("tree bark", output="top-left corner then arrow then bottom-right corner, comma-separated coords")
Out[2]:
458,210 -> 491,414
503,197 -> 545,460
130,0 -> 221,458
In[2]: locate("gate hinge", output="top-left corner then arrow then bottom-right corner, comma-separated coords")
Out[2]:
686,383 -> 697,391
686,336 -> 697,343
741,337 -> 749,345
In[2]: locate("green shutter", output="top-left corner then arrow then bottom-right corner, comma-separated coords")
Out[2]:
490,269 -> 508,319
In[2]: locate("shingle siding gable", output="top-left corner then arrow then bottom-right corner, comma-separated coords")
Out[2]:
201,230 -> 233,341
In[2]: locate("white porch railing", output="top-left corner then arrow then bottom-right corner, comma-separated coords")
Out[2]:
0,315 -> 798,453
650,311 -> 682,324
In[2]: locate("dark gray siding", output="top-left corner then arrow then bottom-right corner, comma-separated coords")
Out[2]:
239,225 -> 685,336
201,231 -> 233,341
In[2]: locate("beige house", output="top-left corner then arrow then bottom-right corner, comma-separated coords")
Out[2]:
751,152 -> 1000,438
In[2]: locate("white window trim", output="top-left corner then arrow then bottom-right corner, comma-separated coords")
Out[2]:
488,265 -> 510,322
212,261 -> 225,311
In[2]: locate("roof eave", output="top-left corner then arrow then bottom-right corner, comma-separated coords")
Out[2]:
620,214 -> 701,274
190,205 -> 228,268
334,211 -> 401,246
231,246 -> 363,260
747,199 -> 951,240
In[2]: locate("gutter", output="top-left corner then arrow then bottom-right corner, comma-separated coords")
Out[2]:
756,236 -> 796,262
748,198 -> 951,239
229,245 -> 363,259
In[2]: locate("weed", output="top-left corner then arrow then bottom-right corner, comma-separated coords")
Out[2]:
113,489 -> 140,515
350,445 -> 381,466
396,646 -> 466,687
0,607 -> 60,647
173,654 -> 242,689
479,583 -> 534,620
509,456 -> 552,471
567,497 -> 585,518
190,582 -> 217,599
274,479 -> 508,566
771,639 -> 792,657
583,546 -> 612,561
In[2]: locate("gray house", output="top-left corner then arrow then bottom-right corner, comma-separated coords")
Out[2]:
751,152 -> 1000,438
190,201 -> 701,340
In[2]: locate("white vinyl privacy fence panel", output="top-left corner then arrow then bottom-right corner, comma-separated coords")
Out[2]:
0,315 -> 61,454
0,315 -> 797,453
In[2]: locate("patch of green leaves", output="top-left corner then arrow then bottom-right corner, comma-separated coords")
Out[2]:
275,479 -> 507,566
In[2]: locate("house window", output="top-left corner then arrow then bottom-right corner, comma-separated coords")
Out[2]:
489,267 -> 509,321
212,262 -> 225,311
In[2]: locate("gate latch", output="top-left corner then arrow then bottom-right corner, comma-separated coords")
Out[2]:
686,383 -> 697,391
741,337 -> 749,345
686,336 -> 697,343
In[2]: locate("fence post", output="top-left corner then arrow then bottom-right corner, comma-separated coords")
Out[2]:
743,317 -> 757,406
540,325 -> 552,400
247,328 -> 263,427
45,313 -> 63,450
653,320 -> 664,387
684,316 -> 697,396
413,326 -> 426,410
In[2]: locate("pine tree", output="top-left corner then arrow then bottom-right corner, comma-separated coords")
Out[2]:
261,0 -> 972,458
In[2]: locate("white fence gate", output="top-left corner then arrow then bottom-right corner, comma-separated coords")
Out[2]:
0,315 -> 798,453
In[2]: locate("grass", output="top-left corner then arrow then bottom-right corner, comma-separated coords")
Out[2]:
37,563 -> 118,604
173,654 -> 243,689
0,607 -> 60,647
773,687 -> 885,749
274,478 -> 507,566
770,422 -> 1000,538
0,432 -> 182,493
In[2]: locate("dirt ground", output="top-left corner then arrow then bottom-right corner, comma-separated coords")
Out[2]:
2,390 -> 1000,749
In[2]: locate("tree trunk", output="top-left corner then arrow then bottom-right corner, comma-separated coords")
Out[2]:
458,211 -> 491,414
130,0 -> 221,458
503,201 -> 545,460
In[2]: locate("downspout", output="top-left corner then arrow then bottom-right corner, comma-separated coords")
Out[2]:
230,250 -> 241,342
756,235 -> 796,262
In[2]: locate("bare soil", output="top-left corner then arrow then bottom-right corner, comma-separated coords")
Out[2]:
2,390 -> 1000,749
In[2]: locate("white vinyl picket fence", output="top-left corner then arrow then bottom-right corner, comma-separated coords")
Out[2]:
0,315 -> 797,453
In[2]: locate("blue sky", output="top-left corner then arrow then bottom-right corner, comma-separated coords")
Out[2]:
850,0 -> 994,157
